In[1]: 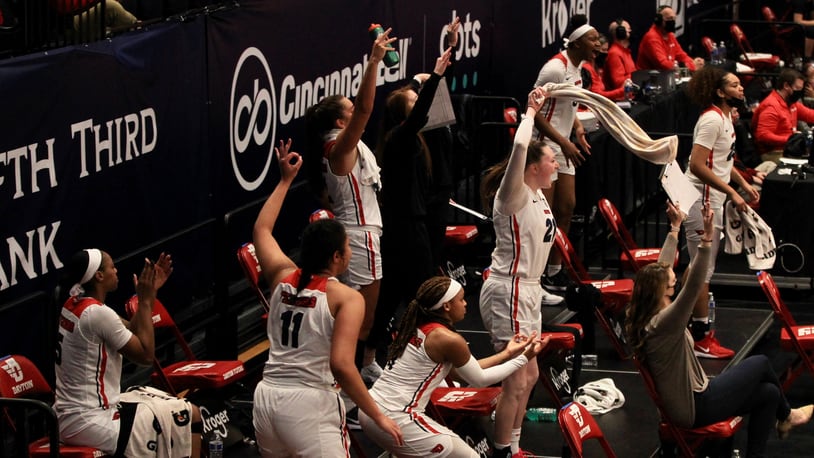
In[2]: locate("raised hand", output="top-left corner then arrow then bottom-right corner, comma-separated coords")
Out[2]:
371,27 -> 397,63
447,16 -> 461,48
275,138 -> 302,183
434,47 -> 452,75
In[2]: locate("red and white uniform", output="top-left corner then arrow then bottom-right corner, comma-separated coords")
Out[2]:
361,323 -> 476,457
322,129 -> 383,286
54,297 -> 132,453
254,270 -> 352,457
480,188 -> 555,344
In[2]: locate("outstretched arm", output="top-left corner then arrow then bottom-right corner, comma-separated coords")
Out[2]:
329,29 -> 396,176
253,139 -> 301,289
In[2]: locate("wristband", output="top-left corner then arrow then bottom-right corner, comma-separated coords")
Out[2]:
670,226 -> 680,232
700,238 -> 713,243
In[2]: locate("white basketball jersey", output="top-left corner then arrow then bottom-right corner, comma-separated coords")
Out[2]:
534,52 -> 583,147
489,187 -> 556,279
263,270 -> 339,391
686,106 -> 735,208
54,298 -> 132,418
370,323 -> 451,414
322,130 -> 382,228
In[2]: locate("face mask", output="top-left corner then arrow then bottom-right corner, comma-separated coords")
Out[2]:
663,20 -> 676,33
788,89 -> 804,104
726,97 -> 745,109
595,52 -> 608,68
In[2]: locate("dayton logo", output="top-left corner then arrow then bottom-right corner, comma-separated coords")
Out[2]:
2,357 -> 24,382
230,47 -> 277,191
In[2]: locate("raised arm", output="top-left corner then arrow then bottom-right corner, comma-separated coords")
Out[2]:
657,201 -> 684,266
400,47 -> 452,134
253,139 -> 301,289
329,29 -> 396,176
495,87 -> 547,215
119,259 -> 158,365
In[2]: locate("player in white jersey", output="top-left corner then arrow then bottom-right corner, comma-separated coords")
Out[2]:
252,139 -> 402,457
532,14 -> 601,294
359,276 -> 546,457
479,88 -> 560,458
304,30 -> 397,382
54,249 -> 201,457
681,65 -> 759,359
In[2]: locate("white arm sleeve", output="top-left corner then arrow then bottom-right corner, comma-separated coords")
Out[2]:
456,354 -> 528,387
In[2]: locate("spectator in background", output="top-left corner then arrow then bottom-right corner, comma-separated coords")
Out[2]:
792,0 -> 814,59
582,33 -> 626,100
751,68 -> 814,163
604,18 -> 637,90
801,61 -> 814,108
533,14 -> 600,295
637,5 -> 704,72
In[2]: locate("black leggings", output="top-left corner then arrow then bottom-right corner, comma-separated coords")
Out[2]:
693,355 -> 790,458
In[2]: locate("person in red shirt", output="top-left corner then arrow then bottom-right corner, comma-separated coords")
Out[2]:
583,34 -> 625,100
751,68 -> 814,162
637,5 -> 704,72
604,18 -> 637,90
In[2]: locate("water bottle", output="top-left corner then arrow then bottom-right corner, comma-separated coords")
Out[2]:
718,41 -> 727,64
673,60 -> 680,80
368,23 -> 399,67
708,292 -> 716,331
731,449 -> 741,458
624,79 -> 634,101
710,43 -> 719,65
582,354 -> 598,368
525,407 -> 557,422
806,129 -> 813,156
208,431 -> 224,458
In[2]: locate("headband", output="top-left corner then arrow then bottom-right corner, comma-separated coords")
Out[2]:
563,24 -> 595,47
429,279 -> 463,311
69,248 -> 102,297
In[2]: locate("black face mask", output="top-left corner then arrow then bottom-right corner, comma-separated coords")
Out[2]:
788,89 -> 804,104
663,20 -> 676,33
726,97 -> 746,109
595,52 -> 608,68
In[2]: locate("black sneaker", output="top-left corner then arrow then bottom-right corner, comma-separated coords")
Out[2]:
346,407 -> 361,430
542,270 -> 571,292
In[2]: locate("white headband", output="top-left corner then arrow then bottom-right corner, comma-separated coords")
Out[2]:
429,279 -> 463,311
69,249 -> 102,297
564,24 -> 595,47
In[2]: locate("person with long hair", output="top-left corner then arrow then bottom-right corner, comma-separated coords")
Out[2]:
55,250 -> 202,457
479,86 -> 558,458
303,29 -> 397,383
372,18 -> 457,365
251,139 -> 402,456
682,65 -> 759,359
359,276 -> 547,457
626,202 -> 812,458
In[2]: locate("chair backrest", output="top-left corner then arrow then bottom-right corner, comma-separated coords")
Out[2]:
701,37 -> 715,59
597,198 -> 639,258
553,228 -> 590,282
757,271 -> 798,327
125,296 -> 196,361
761,6 -> 776,23
0,355 -> 52,399
559,401 -> 617,457
236,242 -> 271,312
730,24 -> 754,54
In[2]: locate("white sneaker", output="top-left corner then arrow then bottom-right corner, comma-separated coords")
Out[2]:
361,361 -> 383,385
541,290 -> 564,306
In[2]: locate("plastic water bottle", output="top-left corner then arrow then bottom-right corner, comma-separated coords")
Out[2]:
806,129 -> 813,156
708,292 -> 716,331
208,432 -> 224,458
673,60 -> 680,80
526,407 -> 557,422
710,43 -> 719,65
369,23 -> 399,67
731,449 -> 741,458
582,354 -> 598,367
624,79 -> 634,101
718,41 -> 727,64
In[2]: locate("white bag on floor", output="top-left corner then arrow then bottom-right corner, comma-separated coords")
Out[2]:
574,378 -> 625,415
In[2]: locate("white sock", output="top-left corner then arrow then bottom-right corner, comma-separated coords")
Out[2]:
547,264 -> 561,276
691,317 -> 710,324
510,428 -> 522,453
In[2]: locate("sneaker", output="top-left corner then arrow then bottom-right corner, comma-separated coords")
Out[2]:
512,449 -> 539,458
542,270 -> 571,292
346,407 -> 362,430
541,290 -> 564,306
361,361 -> 383,386
693,331 -> 735,359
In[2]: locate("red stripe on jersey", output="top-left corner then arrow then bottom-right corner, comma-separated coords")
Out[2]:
97,344 -> 109,409
510,215 -> 521,276
405,363 -> 443,415
544,98 -> 557,122
412,412 -> 441,434
366,232 -> 376,277
512,277 -> 521,334
348,174 -> 366,225
323,140 -> 336,159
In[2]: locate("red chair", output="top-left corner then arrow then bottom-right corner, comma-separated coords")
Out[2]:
537,323 -> 584,407
0,354 -> 109,457
633,356 -> 743,457
761,6 -> 799,62
428,377 -> 502,430
559,401 -> 617,457
757,271 -> 814,391
237,242 -> 270,319
125,297 -> 247,395
701,37 -> 715,60
553,228 -> 633,359
598,198 -> 679,273
730,24 -> 781,71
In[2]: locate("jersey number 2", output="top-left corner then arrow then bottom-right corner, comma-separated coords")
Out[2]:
280,310 -> 304,348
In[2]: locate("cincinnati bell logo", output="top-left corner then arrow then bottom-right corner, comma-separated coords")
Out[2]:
230,47 -> 277,191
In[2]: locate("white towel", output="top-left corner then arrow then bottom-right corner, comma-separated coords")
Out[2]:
120,386 -> 193,458
724,201 -> 776,270
574,378 -> 626,415
541,83 -> 678,165
324,128 -> 382,190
